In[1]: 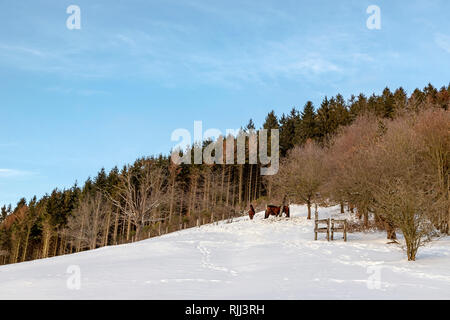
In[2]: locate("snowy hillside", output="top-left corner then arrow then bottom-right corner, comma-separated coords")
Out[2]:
0,205 -> 449,300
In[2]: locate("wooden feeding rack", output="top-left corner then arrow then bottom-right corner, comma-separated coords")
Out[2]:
314,217 -> 330,241
331,219 -> 348,242
314,213 -> 348,242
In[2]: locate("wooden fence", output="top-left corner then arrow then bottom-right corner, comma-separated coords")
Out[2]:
314,212 -> 347,242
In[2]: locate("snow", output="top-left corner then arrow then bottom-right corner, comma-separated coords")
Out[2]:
0,205 -> 449,299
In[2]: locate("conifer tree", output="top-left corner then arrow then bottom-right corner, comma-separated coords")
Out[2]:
393,87 -> 408,113
316,97 -> 335,144
381,87 -> 395,118
245,118 -> 256,131
296,101 -> 317,145
332,94 -> 350,127
279,108 -> 300,156
263,110 -> 279,130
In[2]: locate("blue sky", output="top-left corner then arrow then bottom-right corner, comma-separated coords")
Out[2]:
0,0 -> 449,207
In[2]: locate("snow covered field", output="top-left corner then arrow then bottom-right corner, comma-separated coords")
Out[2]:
0,205 -> 449,300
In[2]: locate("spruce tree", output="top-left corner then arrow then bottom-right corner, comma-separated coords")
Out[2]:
0,206 -> 7,222
349,93 -> 368,120
332,94 -> 350,127
279,108 -> 300,156
262,110 -> 279,130
316,97 -> 335,144
381,87 -> 395,118
245,118 -> 256,131
296,101 -> 317,145
393,87 -> 407,113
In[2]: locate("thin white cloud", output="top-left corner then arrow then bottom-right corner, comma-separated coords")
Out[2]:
176,36 -> 345,88
45,86 -> 109,96
180,0 -> 294,26
0,169 -> 35,178
351,53 -> 375,63
0,5 -> 369,89
435,33 -> 450,54
0,44 -> 46,57
116,34 -> 136,47
288,58 -> 342,75
1,33 -> 345,88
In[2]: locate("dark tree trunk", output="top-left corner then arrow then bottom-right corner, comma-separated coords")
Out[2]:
307,199 -> 311,220
378,215 -> 397,240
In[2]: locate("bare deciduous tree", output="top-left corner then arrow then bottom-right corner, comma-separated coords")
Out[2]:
414,108 -> 450,233
370,116 -> 444,260
107,160 -> 168,241
326,115 -> 382,228
67,192 -> 110,251
271,140 -> 327,219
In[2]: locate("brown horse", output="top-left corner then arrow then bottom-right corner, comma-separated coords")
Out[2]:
248,204 -> 256,220
265,205 -> 280,218
264,205 -> 290,219
282,205 -> 290,218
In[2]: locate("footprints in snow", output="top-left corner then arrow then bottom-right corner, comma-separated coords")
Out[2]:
197,242 -> 238,276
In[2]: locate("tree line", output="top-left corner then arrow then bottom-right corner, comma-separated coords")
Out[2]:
0,83 -> 448,264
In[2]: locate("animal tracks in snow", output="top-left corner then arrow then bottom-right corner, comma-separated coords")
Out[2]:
197,242 -> 238,276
